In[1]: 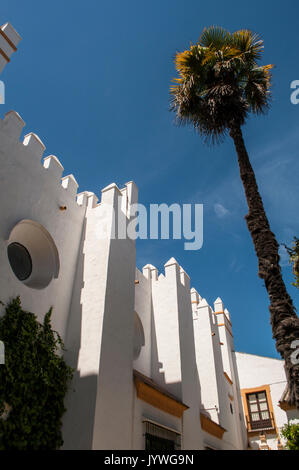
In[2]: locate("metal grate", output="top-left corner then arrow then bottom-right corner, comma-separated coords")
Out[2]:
143,421 -> 181,450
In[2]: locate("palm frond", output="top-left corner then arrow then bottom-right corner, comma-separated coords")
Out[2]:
170,26 -> 273,142
231,30 -> 264,63
199,26 -> 230,49
245,65 -> 273,113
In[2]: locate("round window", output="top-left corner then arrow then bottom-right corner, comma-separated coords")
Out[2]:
7,242 -> 32,281
7,220 -> 60,289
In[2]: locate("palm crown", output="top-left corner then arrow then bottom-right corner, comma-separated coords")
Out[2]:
170,26 -> 273,142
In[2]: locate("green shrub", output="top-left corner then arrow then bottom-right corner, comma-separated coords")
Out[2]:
281,422 -> 299,450
0,297 -> 73,450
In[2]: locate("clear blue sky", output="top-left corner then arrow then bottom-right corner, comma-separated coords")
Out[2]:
1,0 -> 299,359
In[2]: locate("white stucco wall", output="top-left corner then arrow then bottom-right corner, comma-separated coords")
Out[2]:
133,267 -> 152,377
132,393 -> 182,450
63,182 -> 138,450
0,111 -> 86,340
149,258 -> 203,449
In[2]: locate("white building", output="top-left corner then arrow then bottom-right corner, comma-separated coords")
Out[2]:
0,22 -> 298,451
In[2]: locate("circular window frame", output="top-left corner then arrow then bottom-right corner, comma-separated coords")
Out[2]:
7,219 -> 60,289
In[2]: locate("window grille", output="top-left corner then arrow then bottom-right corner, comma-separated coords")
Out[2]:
143,421 -> 181,450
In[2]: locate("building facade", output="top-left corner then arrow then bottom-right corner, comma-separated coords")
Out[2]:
0,22 -> 298,450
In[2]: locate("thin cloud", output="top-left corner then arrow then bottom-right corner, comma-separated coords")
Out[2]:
214,203 -> 230,219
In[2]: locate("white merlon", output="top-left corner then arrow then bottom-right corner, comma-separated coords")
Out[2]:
101,182 -> 121,195
43,155 -> 64,178
86,192 -> 98,208
180,267 -> 190,287
61,174 -> 79,195
119,182 -> 138,219
190,287 -> 202,304
142,263 -> 156,271
76,192 -> 88,207
164,258 -> 180,282
164,257 -> 179,268
3,111 -> 25,138
224,308 -> 231,322
214,297 -> 224,313
23,132 -> 45,159
120,187 -> 127,215
142,264 -> 158,280
100,182 -> 123,206
198,298 -> 210,309
124,181 -> 138,218
151,268 -> 158,281
191,288 -> 202,318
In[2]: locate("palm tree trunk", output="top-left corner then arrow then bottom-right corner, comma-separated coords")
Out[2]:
229,123 -> 299,409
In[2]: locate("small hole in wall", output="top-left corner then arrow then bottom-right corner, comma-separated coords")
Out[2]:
230,403 -> 234,414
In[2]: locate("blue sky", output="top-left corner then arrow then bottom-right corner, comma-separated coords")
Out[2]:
1,0 -> 299,359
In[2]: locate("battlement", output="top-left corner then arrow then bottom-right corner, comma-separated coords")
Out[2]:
0,110 -> 87,208
142,257 -> 193,289
0,110 -> 138,215
100,180 -> 138,219
191,287 -> 202,305
213,297 -> 232,326
141,254 -> 234,327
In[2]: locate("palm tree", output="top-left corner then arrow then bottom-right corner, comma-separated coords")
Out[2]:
170,26 -> 299,408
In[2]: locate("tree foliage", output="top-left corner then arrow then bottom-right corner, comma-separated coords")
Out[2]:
281,422 -> 299,450
0,297 -> 73,450
170,26 -> 273,143
284,237 -> 299,289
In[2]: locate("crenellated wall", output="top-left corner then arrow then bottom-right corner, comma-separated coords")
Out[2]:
0,110 -> 87,339
130,254 -> 251,449
133,258 -> 205,449
0,107 -> 140,449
